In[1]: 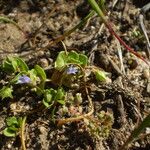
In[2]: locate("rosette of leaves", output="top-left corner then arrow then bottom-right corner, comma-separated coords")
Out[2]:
3,116 -> 23,137
0,86 -> 13,100
0,57 -> 47,99
55,51 -> 88,70
28,65 -> 47,90
0,57 -> 29,100
10,64 -> 47,90
52,51 -> 88,86
42,88 -> 65,108
84,111 -> 114,139
1,57 -> 28,73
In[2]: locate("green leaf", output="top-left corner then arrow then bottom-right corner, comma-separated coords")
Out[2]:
130,114 -> 150,139
11,58 -> 18,72
17,117 -> 23,127
44,92 -> 53,103
16,57 -> 28,72
0,86 -> 13,100
79,54 -> 88,66
55,51 -> 67,69
42,89 -> 56,107
54,88 -> 64,100
42,99 -> 50,108
28,69 -> 38,85
34,65 -> 46,82
2,57 -> 28,73
2,57 -> 17,73
122,114 -> 150,149
68,51 -> 79,60
10,73 -> 22,84
68,58 -> 81,64
3,116 -> 22,137
8,126 -> 18,132
67,51 -> 81,64
6,117 -> 18,126
45,89 -> 56,98
3,128 -> 16,137
57,100 -> 65,105
94,69 -> 107,82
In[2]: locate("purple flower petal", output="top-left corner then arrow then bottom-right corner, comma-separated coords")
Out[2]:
17,75 -> 31,84
66,65 -> 78,75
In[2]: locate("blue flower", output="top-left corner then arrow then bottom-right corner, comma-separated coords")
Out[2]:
17,75 -> 31,84
66,65 -> 78,75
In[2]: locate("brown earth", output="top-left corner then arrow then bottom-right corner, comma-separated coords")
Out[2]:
0,0 -> 150,150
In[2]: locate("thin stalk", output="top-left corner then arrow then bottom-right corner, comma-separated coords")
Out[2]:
20,116 -> 27,150
63,11 -> 95,37
45,10 -> 95,49
88,0 -> 148,64
20,10 -> 95,58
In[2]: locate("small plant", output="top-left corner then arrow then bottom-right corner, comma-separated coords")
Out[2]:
84,111 -> 114,139
51,50 -> 87,86
2,57 -> 28,73
0,1 -> 149,149
52,50 -> 110,86
0,86 -> 13,100
42,88 -> 65,108
0,57 -> 47,99
93,68 -> 109,82
3,116 -> 27,150
54,50 -> 88,70
3,116 -> 23,137
0,56 -> 67,113
0,51 -> 112,147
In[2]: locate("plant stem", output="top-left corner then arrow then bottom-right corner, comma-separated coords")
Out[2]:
20,116 -> 27,150
44,10 -> 95,49
88,0 -> 148,64
57,65 -> 94,126
20,10 -> 95,58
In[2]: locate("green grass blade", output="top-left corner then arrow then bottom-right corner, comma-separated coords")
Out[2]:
120,114 -> 150,149
88,0 -> 107,23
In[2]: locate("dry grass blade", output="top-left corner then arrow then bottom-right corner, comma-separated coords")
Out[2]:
139,14 -> 150,58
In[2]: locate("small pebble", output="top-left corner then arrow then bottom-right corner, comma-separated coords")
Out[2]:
146,82 -> 150,93
38,58 -> 49,68
25,105 -> 30,110
7,143 -> 12,149
10,103 -> 17,111
39,126 -> 46,133
143,68 -> 150,79
105,77 -> 112,84
36,51 -> 45,56
146,127 -> 150,134
127,59 -> 138,70
135,142 -> 140,147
